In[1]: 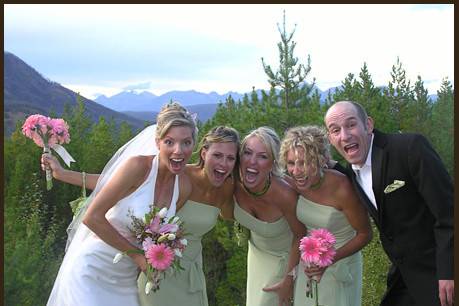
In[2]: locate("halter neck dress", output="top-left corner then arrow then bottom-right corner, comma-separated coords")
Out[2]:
47,155 -> 179,306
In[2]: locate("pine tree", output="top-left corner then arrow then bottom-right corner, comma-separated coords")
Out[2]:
430,78 -> 454,176
117,121 -> 134,148
64,93 -> 93,172
333,73 -> 359,102
250,86 -> 259,106
357,63 -> 382,108
83,116 -> 116,173
383,57 -> 414,131
261,10 -> 314,128
356,63 -> 395,132
409,75 -> 432,135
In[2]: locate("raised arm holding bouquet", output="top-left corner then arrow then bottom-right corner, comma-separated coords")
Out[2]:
22,114 -> 74,190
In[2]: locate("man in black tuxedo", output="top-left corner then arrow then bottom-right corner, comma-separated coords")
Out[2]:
324,101 -> 454,306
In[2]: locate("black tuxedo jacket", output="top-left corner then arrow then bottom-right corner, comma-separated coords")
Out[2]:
347,129 -> 453,305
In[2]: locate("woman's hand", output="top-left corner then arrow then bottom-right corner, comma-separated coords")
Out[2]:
41,153 -> 64,179
129,252 -> 147,272
304,264 -> 327,282
263,276 -> 294,306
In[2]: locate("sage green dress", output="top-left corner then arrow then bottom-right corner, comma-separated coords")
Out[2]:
234,202 -> 293,306
293,196 -> 362,306
138,200 -> 220,306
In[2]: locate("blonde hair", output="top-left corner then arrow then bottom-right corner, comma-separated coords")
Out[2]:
240,126 -> 282,177
197,126 -> 240,168
279,125 -> 330,177
156,102 -> 198,143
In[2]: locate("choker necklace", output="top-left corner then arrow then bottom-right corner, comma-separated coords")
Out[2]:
243,173 -> 271,197
309,170 -> 324,190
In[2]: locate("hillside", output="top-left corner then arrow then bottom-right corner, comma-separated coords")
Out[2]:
4,52 -> 146,136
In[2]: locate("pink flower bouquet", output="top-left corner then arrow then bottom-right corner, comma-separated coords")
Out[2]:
22,114 -> 73,190
299,228 -> 336,306
114,206 -> 187,294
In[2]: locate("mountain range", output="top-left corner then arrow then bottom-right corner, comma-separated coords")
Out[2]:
95,83 -> 438,118
95,90 -> 244,112
94,88 -> 334,114
4,51 -> 438,136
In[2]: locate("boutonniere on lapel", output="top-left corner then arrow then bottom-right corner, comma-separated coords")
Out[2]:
384,180 -> 405,194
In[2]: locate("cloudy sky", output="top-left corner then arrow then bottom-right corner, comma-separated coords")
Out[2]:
4,4 -> 454,100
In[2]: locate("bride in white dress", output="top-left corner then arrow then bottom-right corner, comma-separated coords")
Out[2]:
46,102 -> 197,306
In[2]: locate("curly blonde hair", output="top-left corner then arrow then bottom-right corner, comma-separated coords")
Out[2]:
279,125 -> 331,177
156,101 -> 198,144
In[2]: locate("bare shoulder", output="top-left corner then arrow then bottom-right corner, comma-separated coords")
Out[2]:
272,176 -> 298,203
184,164 -> 195,175
178,172 -> 192,198
184,164 -> 199,186
326,169 -> 355,202
120,155 -> 152,179
126,155 -> 153,168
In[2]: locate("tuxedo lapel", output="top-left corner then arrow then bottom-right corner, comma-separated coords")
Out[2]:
371,145 -> 384,208
371,130 -> 389,224
348,165 -> 379,224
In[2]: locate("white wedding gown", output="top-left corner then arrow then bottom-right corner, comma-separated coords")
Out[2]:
47,155 -> 179,306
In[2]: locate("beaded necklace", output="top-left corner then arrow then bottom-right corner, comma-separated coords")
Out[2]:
243,173 -> 271,197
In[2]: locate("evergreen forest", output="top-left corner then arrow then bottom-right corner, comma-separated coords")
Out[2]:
4,13 -> 454,306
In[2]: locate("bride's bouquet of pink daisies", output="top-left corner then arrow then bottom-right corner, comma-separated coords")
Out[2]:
22,114 -> 74,190
113,206 -> 187,294
299,228 -> 336,306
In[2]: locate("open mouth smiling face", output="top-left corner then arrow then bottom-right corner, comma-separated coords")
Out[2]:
286,147 -> 316,190
240,136 -> 272,191
325,102 -> 373,167
157,126 -> 194,174
202,142 -> 237,187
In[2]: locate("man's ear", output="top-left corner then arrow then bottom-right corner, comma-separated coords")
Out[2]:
366,117 -> 374,133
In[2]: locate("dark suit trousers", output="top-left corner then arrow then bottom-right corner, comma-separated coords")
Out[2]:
381,263 -> 442,306
381,264 -> 416,306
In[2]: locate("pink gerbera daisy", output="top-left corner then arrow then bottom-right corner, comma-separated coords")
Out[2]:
317,247 -> 336,267
145,243 -> 174,271
299,237 -> 323,265
310,228 -> 336,246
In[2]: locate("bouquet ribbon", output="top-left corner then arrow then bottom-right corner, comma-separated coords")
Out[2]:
51,144 -> 76,166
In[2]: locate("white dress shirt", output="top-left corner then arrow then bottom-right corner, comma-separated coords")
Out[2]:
352,134 -> 377,209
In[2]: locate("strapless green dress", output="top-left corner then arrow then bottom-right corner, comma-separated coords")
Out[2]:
138,200 -> 220,306
234,202 -> 293,306
293,196 -> 362,306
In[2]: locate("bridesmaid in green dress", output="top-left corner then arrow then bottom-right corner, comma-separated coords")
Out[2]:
138,125 -> 240,306
279,125 -> 372,306
234,127 -> 307,306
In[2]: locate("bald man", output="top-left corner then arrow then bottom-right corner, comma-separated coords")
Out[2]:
324,101 -> 454,306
